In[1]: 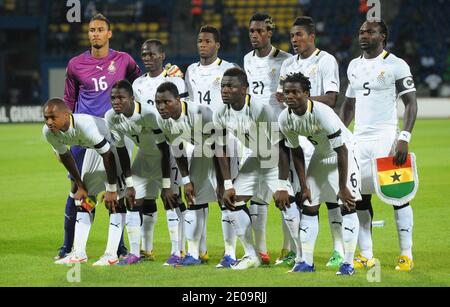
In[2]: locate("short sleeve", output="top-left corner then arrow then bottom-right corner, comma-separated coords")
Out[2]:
146,112 -> 166,145
316,106 -> 345,149
80,117 -> 110,154
345,84 -> 356,98
212,110 -> 227,146
277,61 -> 288,93
393,58 -> 416,96
278,112 -> 300,149
320,55 -> 340,93
43,125 -> 68,155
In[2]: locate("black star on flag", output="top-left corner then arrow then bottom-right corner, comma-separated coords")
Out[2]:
391,171 -> 401,182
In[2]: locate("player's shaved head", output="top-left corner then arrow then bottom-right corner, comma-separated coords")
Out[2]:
112,80 -> 133,97
156,82 -> 179,98
43,98 -> 69,113
223,68 -> 249,87
142,39 -> 164,53
293,16 -> 315,35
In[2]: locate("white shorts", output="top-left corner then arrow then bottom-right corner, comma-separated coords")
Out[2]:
235,156 -> 294,204
356,131 -> 397,194
305,146 -> 361,206
189,151 -> 217,205
132,150 -> 161,199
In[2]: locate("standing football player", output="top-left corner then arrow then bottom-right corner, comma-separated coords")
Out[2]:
57,13 -> 141,260
278,16 -> 344,268
340,20 -> 417,271
243,13 -> 292,265
132,39 -> 187,262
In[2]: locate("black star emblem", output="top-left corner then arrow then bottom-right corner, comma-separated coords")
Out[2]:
391,171 -> 401,182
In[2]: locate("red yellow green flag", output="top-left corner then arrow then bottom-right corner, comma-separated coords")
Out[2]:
373,153 -> 419,206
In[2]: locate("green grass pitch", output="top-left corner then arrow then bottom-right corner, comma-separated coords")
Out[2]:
0,120 -> 449,287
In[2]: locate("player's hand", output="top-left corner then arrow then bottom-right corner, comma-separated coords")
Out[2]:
105,191 -> 119,213
164,63 -> 184,78
125,187 -> 136,210
294,192 -> 304,209
161,188 -> 176,210
300,187 -> 312,206
337,187 -> 356,211
394,140 -> 408,166
274,190 -> 290,211
275,92 -> 285,104
74,184 -> 88,201
222,188 -> 236,210
184,182 -> 196,206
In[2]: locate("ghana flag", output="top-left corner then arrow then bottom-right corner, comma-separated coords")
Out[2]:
373,153 -> 419,206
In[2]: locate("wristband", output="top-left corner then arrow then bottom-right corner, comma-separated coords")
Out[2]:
398,131 -> 411,143
124,177 -> 134,188
106,183 -> 117,192
162,178 -> 171,189
224,179 -> 234,190
277,179 -> 289,191
181,176 -> 191,185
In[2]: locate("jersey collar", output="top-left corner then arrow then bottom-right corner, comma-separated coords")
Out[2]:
134,100 -> 142,115
297,48 -> 321,61
252,46 -> 279,58
69,114 -> 75,129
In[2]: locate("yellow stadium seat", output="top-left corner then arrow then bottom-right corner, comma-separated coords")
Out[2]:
137,23 -> 147,32
149,23 -> 159,32
60,24 -> 70,32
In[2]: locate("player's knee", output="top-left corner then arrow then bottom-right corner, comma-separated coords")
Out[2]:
142,199 -> 157,215
393,202 -> 410,210
302,205 -> 319,216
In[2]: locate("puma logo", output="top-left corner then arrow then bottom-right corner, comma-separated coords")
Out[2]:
222,219 -> 234,225
185,219 -> 193,225
331,221 -> 342,226
76,218 -> 81,223
344,227 -> 356,233
400,228 -> 410,233
110,222 -> 120,228
285,218 -> 295,222
96,66 -> 103,71
168,218 -> 180,222
300,227 -> 309,233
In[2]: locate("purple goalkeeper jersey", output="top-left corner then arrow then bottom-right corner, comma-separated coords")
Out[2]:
64,49 -> 141,117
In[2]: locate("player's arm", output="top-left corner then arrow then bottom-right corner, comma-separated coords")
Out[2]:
274,140 -> 291,211
340,96 -> 356,127
116,146 -> 135,208
395,76 -> 418,165
291,145 -> 311,205
63,62 -> 79,112
310,92 -> 338,108
157,141 -> 177,209
59,151 -> 88,199
334,144 -> 355,211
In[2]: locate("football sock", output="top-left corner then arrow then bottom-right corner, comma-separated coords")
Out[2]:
141,212 -> 157,252
63,193 -> 77,251
105,213 -> 125,256
166,209 -> 181,256
176,206 -> 186,254
327,204 -> 344,256
73,212 -> 92,256
394,204 -> 413,259
342,212 -> 359,265
250,201 -> 268,253
184,208 -> 203,259
221,209 -> 237,259
356,209 -> 373,259
199,206 -> 208,255
300,213 -> 319,266
227,202 -> 257,258
282,203 -> 302,261
125,211 -> 141,257
281,212 -> 292,251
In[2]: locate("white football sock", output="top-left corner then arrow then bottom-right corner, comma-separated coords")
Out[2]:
221,209 -> 236,259
105,213 -> 125,256
300,213 -> 319,266
176,207 -> 186,254
199,206 -> 208,255
73,212 -> 92,256
166,209 -> 180,256
184,209 -> 203,259
342,212 -> 359,265
125,211 -> 141,257
282,204 -> 302,261
328,206 -> 344,256
228,202 -> 257,258
141,211 -> 157,252
395,205 -> 413,259
356,209 -> 373,259
250,203 -> 268,253
281,213 -> 292,251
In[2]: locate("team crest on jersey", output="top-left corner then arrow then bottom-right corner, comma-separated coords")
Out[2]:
213,76 -> 221,88
309,66 -> 317,78
269,68 -> 277,78
108,61 -> 116,74
377,71 -> 385,84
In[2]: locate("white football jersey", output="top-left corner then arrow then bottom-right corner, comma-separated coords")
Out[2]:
345,50 -> 416,138
279,48 -> 339,97
104,101 -> 165,155
244,46 -> 292,117
133,70 -> 187,109
278,100 -> 353,159
185,58 -> 237,113
213,94 -> 276,158
157,100 -> 214,148
43,114 -> 111,155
